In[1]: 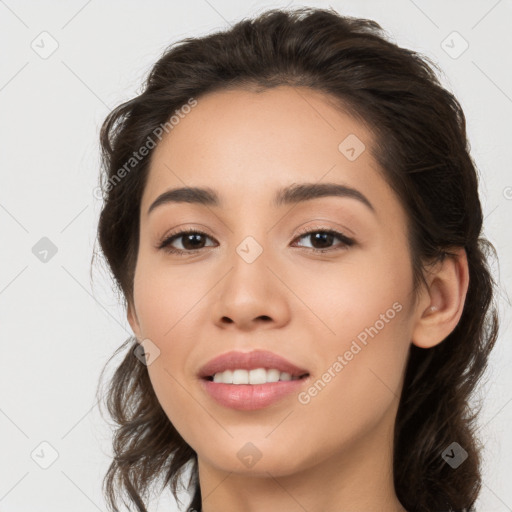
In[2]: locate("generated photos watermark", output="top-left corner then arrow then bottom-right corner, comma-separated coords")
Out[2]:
93,97 -> 198,199
298,301 -> 403,405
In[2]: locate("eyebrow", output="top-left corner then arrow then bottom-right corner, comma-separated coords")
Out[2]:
147,182 -> 375,215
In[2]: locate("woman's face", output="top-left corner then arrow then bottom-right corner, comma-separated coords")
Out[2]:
128,85 -> 425,478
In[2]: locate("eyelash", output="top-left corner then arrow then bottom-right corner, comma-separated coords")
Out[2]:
156,226 -> 355,256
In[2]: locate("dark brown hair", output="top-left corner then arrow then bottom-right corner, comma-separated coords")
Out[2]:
94,6 -> 500,512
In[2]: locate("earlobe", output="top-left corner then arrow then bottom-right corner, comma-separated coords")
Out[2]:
127,301 -> 142,341
411,248 -> 469,349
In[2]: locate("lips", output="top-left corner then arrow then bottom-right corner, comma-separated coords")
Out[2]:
198,349 -> 310,380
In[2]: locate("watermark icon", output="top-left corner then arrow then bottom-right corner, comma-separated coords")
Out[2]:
338,133 -> 366,161
298,301 -> 403,405
32,237 -> 58,263
236,236 -> 264,263
133,338 -> 161,366
237,441 -> 262,468
503,186 -> 512,200
441,31 -> 469,59
93,97 -> 198,200
31,441 -> 59,469
441,441 -> 468,469
31,31 -> 59,59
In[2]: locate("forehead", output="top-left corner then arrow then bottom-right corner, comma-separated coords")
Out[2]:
150,85 -> 372,163
142,86 -> 397,220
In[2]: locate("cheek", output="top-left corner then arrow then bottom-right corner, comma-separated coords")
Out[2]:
132,262 -> 209,444
292,252 -> 412,419
291,303 -> 410,463
132,258 -> 206,337
142,358 -> 207,457
288,251 -> 412,343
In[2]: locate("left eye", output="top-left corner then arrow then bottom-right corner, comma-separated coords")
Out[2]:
292,228 -> 354,252
157,228 -> 354,255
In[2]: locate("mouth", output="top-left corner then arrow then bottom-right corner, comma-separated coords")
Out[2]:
198,349 -> 311,385
203,369 -> 310,384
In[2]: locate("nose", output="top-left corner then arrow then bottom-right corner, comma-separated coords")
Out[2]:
210,244 -> 291,332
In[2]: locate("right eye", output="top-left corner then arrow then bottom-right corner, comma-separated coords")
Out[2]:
157,228 -> 218,256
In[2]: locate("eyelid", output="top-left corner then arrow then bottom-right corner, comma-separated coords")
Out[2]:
293,222 -> 354,241
158,218 -> 353,240
294,219 -> 356,239
157,224 -> 214,243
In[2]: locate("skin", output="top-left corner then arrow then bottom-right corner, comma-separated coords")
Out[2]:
127,85 -> 469,512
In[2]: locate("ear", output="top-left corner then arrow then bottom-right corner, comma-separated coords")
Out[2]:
412,247 -> 469,349
127,300 -> 143,341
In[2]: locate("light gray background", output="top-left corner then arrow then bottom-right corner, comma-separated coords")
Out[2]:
1,1 -> 511,511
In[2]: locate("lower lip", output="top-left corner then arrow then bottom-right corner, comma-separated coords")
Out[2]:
200,377 -> 309,410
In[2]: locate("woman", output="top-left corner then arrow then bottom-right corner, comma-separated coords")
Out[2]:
95,6 -> 499,512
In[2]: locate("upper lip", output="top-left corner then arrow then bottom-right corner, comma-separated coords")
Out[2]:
198,349 -> 310,379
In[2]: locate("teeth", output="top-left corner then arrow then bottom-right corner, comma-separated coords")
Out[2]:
211,368 -> 300,384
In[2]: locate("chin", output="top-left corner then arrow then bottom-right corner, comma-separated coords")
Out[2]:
200,445 -> 307,477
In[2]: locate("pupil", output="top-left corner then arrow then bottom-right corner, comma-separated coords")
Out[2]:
184,234 -> 204,250
312,232 -> 332,248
